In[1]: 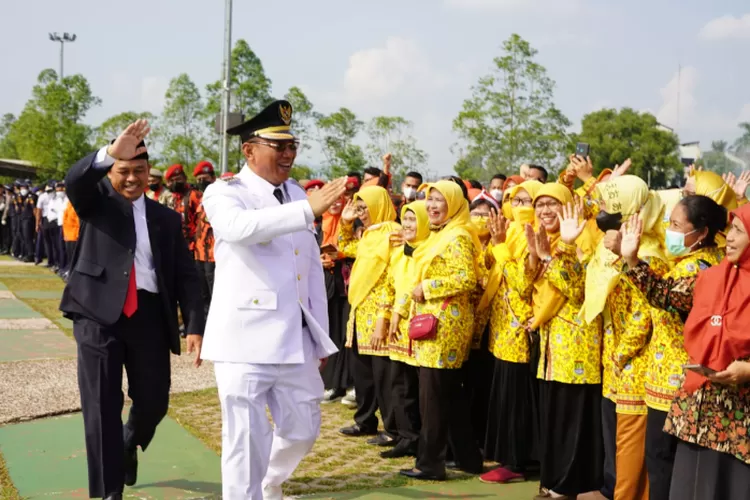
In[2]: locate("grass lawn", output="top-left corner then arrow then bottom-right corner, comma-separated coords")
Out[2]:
0,269 -> 70,339
169,388 -> 473,497
0,451 -> 21,500
0,277 -> 65,292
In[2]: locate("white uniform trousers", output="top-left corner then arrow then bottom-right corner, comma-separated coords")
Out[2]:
214,332 -> 324,500
214,331 -> 324,500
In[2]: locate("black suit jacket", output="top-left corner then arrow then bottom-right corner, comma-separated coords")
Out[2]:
60,152 -> 205,354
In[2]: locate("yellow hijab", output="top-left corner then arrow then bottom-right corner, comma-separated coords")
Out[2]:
529,183 -> 599,329
347,186 -> 400,310
413,181 -> 482,281
693,170 -> 737,248
477,181 -> 541,311
391,201 -> 431,304
579,176 -> 667,324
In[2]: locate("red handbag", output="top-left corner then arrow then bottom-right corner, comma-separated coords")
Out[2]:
408,300 -> 450,341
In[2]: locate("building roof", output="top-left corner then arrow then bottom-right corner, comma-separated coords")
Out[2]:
0,159 -> 38,179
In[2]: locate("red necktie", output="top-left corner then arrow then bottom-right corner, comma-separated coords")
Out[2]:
123,262 -> 138,317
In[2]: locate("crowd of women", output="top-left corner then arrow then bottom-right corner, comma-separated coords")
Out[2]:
313,157 -> 750,500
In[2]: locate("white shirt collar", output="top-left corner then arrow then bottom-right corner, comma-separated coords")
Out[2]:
132,194 -> 146,212
241,164 -> 286,197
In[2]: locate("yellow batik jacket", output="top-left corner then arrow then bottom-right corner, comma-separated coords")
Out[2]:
625,246 -> 725,411
339,223 -> 393,357
487,254 -> 534,364
412,235 -> 477,370
510,241 -> 602,384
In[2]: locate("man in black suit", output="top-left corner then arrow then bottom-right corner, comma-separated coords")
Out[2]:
61,120 -> 205,500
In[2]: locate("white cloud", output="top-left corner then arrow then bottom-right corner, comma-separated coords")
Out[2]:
140,76 -> 169,113
341,37 -> 443,111
699,13 -> 750,41
444,0 -> 581,14
656,66 -> 698,130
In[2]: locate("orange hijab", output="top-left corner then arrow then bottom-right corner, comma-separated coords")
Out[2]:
321,199 -> 344,248
682,203 -> 750,393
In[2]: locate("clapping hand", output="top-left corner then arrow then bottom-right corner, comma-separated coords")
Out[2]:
341,199 -> 358,223
558,202 -> 586,245
488,208 -> 509,246
107,119 -> 150,160
722,171 -> 750,201
620,215 -> 643,268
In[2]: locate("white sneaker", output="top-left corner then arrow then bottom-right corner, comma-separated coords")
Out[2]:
341,388 -> 356,407
262,484 -> 295,500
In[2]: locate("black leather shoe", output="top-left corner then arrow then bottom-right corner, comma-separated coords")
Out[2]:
399,468 -> 445,481
103,493 -> 123,500
380,440 -> 417,458
367,432 -> 398,447
123,447 -> 138,486
339,424 -> 378,437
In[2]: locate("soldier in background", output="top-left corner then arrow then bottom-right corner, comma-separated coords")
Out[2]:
146,168 -> 165,201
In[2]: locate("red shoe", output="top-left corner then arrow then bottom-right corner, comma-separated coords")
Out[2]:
478,466 -> 525,484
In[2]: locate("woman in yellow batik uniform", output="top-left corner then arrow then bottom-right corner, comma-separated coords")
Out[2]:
399,181 -> 483,481
382,201 -> 431,459
514,184 -> 603,499
479,180 -> 542,484
338,186 -> 401,444
463,196 -> 500,449
620,195 -> 726,500
580,176 -> 670,500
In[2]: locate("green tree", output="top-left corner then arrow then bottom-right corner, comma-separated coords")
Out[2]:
453,33 -> 571,179
7,69 -> 100,179
732,122 -> 750,165
290,163 -> 315,182
94,111 -> 157,149
160,73 -> 204,167
204,40 -> 274,168
0,113 -> 19,159
315,108 -> 366,178
284,86 -> 316,154
366,116 -> 427,181
572,107 -> 681,187
700,140 -> 736,175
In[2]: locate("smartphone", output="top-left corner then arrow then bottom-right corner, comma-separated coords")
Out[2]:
575,142 -> 590,158
682,364 -> 717,377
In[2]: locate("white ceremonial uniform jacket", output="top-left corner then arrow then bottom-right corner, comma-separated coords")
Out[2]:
200,165 -> 338,364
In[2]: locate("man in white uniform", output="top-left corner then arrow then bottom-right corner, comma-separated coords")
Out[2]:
201,100 -> 347,500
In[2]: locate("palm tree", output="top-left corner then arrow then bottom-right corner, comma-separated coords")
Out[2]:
711,140 -> 728,153
733,122 -> 750,153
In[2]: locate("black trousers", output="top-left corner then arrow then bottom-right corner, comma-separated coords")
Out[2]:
391,360 -> 420,447
601,397 -> 617,500
196,261 -> 215,314
416,367 -> 483,477
646,408 -> 679,500
20,219 -> 35,260
11,217 -> 21,256
74,291 -> 171,497
0,219 -> 10,252
349,333 -> 396,435
53,226 -> 66,270
65,241 -> 77,272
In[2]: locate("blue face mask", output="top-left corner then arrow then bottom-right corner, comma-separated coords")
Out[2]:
665,229 -> 697,257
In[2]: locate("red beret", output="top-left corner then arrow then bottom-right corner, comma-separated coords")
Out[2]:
304,179 -> 325,191
194,161 -> 215,177
346,176 -> 360,191
165,164 -> 185,181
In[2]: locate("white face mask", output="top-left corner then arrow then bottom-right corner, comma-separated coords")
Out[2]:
20,189 -> 28,196
56,191 -> 65,198
490,189 -> 503,202
403,186 -> 416,201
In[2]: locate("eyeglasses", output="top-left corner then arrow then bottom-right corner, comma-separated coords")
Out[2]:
251,141 -> 300,153
511,197 -> 533,207
535,200 -> 561,211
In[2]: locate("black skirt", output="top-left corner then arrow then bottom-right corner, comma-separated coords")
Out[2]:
321,260 -> 353,390
483,358 -> 540,471
538,380 -> 603,496
669,441 -> 750,500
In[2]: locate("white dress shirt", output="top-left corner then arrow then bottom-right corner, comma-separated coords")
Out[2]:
245,167 -> 315,223
37,191 -> 51,219
48,193 -> 65,225
93,147 -> 159,293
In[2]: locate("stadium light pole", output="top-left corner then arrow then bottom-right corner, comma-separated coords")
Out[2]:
49,32 -> 77,80
219,0 -> 233,174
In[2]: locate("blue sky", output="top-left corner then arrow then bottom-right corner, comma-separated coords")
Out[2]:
1,0 -> 748,175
